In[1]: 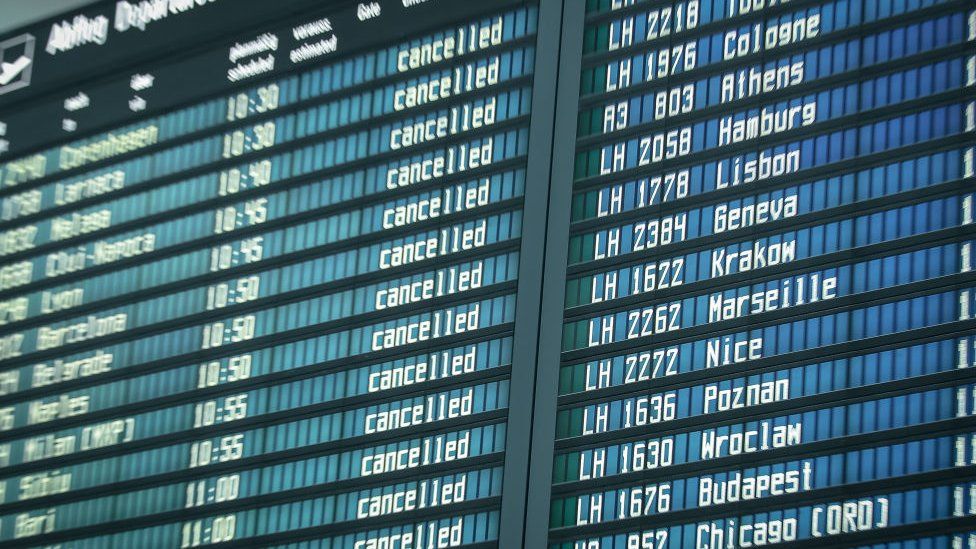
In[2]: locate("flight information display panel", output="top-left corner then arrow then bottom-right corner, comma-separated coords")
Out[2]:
1,0 -> 975,547
0,0 -> 541,546
549,0 -> 976,548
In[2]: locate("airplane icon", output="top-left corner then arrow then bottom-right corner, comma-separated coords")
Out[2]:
0,33 -> 35,96
0,56 -> 32,86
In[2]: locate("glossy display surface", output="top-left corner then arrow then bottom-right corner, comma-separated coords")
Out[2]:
0,0 -> 972,547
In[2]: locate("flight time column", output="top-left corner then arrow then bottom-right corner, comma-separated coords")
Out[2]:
173,7 -> 540,547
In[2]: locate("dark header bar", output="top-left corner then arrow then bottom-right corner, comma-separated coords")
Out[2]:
0,0 -> 320,107
0,0 -> 522,159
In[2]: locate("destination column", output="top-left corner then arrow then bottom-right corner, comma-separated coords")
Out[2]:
545,0 -> 976,547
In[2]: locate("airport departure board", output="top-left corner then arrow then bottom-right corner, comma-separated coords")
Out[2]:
0,0 -> 972,547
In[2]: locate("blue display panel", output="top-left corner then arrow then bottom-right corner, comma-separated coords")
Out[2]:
0,0 -> 542,546
551,0 -> 976,546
